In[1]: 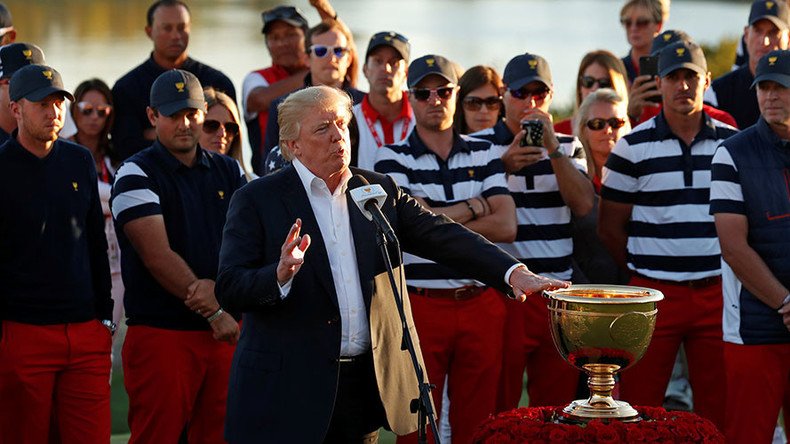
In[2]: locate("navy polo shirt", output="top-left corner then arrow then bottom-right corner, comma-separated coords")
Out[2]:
111,54 -> 237,160
705,65 -> 759,130
0,135 -> 112,324
0,126 -> 10,146
111,142 -> 246,330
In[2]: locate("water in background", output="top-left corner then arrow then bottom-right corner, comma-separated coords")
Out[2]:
4,0 -> 749,157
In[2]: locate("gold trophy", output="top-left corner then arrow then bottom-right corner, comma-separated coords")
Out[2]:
543,285 -> 664,422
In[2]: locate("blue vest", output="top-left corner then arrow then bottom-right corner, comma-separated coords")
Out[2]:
723,119 -> 790,344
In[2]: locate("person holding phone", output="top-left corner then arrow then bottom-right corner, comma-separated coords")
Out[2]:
472,53 -> 594,412
619,0 -> 666,84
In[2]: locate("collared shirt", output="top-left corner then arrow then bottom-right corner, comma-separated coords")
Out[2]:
111,141 -> 246,330
111,54 -> 237,160
472,120 -> 586,280
374,129 -> 510,289
352,93 -> 415,170
286,159 -> 370,356
704,65 -> 759,130
710,117 -> 790,345
601,111 -> 738,282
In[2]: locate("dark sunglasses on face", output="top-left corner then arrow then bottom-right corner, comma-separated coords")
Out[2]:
509,86 -> 550,101
586,117 -> 627,131
309,45 -> 348,58
76,102 -> 111,118
620,17 -> 653,28
410,86 -> 455,102
580,76 -> 613,89
203,120 -> 240,136
462,96 -> 502,111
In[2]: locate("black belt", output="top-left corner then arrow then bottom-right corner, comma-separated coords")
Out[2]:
337,352 -> 372,364
407,285 -> 487,301
633,273 -> 721,289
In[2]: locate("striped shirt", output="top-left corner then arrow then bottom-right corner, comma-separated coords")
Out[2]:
472,120 -> 586,280
111,142 -> 247,330
601,111 -> 738,282
374,130 -> 509,289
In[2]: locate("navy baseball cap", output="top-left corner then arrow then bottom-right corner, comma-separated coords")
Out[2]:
650,30 -> 692,56
407,55 -> 456,88
658,41 -> 707,77
503,53 -> 552,90
261,5 -> 308,34
9,64 -> 73,102
150,70 -> 205,117
0,43 -> 44,79
752,49 -> 790,87
0,3 -> 12,29
749,0 -> 789,30
366,31 -> 410,62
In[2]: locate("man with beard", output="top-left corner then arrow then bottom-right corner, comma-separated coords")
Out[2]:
705,0 -> 789,129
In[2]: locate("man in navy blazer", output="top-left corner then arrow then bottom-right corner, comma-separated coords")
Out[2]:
216,85 -> 568,443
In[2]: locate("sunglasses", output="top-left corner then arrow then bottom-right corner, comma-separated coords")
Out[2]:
410,86 -> 455,102
309,45 -> 348,58
586,117 -> 627,131
509,86 -> 550,101
462,96 -> 502,111
203,120 -> 240,136
580,76 -> 613,89
76,102 -> 111,118
620,17 -> 653,28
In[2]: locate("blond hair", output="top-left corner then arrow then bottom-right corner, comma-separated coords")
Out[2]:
620,0 -> 664,24
574,88 -> 631,177
277,86 -> 352,161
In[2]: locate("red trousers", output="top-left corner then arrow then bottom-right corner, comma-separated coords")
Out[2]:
724,342 -> 790,443
123,325 -> 235,444
497,293 -> 581,410
618,276 -> 725,431
0,320 -> 112,444
398,288 -> 505,444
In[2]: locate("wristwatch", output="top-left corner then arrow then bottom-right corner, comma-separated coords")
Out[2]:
101,319 -> 117,334
548,147 -> 564,159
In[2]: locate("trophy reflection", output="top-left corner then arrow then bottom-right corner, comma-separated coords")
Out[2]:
543,285 -> 664,422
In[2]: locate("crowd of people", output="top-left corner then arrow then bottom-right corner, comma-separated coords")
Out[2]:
0,0 -> 789,443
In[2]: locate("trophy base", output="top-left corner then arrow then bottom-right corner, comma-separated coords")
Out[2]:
559,397 -> 641,423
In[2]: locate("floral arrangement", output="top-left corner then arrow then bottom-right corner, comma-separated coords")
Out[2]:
473,406 -> 724,443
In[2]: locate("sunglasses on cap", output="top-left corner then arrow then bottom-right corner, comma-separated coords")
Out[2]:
462,96 -> 502,111
410,86 -> 455,102
371,31 -> 409,43
508,86 -> 550,101
309,45 -> 348,58
585,117 -> 627,131
580,76 -> 613,89
76,102 -> 112,118
620,17 -> 653,28
203,120 -> 240,136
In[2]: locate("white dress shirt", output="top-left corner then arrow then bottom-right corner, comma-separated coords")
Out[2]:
280,159 -> 370,357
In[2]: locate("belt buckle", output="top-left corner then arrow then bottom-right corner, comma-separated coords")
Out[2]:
454,287 -> 468,300
338,356 -> 354,363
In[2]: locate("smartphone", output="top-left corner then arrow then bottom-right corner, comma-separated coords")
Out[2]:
638,55 -> 662,103
520,120 -> 544,147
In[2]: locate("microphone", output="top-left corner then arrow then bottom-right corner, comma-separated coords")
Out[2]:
348,175 -> 398,244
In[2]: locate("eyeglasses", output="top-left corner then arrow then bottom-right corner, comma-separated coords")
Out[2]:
203,120 -> 240,136
620,17 -> 653,28
410,86 -> 455,102
462,96 -> 502,111
76,102 -> 112,118
309,45 -> 348,58
585,117 -> 627,131
580,76 -> 613,89
509,86 -> 550,101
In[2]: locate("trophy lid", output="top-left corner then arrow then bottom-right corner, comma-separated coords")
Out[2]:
544,284 -> 664,305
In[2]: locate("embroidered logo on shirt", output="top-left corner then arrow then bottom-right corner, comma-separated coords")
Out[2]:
218,190 -> 225,199
468,169 -> 475,178
175,82 -> 185,93
72,181 -> 78,191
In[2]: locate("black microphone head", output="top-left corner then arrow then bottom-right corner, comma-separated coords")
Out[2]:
348,174 -> 370,190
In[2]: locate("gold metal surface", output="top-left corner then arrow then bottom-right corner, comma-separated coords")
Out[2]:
543,285 -> 664,422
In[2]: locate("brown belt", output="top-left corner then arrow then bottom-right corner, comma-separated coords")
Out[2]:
407,285 -> 487,301
632,273 -> 721,289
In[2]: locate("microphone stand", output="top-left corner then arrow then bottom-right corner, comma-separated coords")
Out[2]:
374,225 -> 440,444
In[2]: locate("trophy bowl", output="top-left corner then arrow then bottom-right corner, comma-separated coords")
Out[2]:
543,284 -> 664,423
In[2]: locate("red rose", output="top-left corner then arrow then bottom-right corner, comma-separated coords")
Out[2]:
596,427 -> 622,443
